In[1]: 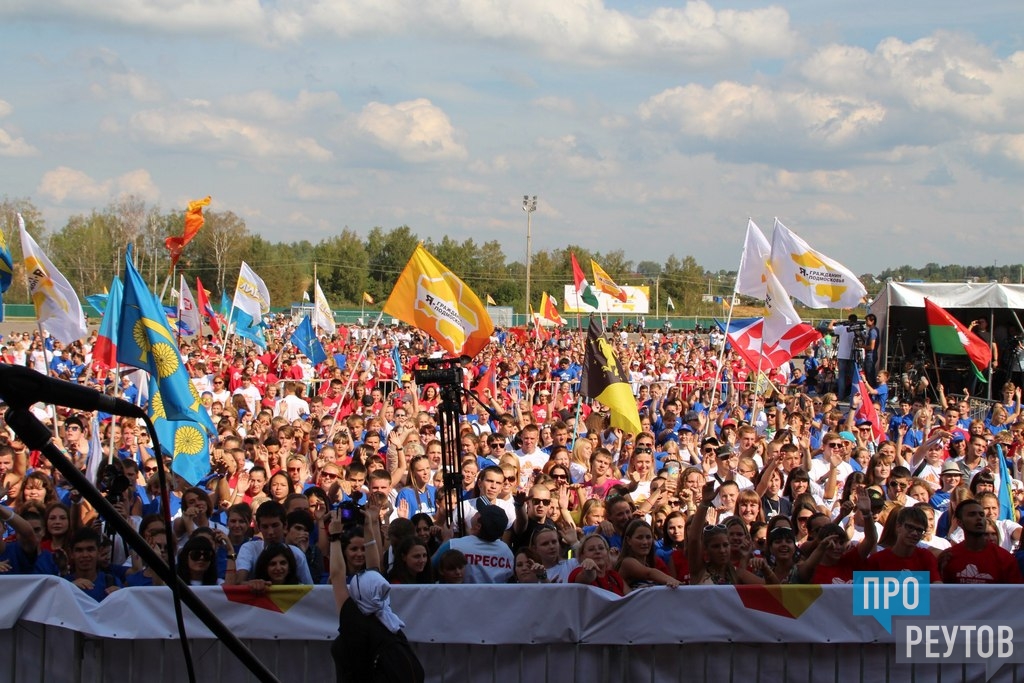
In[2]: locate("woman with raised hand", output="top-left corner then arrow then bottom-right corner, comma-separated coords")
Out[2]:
328,509 -> 424,683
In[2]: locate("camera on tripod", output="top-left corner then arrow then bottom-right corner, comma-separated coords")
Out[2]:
413,356 -> 463,387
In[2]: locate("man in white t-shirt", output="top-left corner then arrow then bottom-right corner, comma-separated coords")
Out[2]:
514,424 -> 547,486
276,381 -> 310,421
232,374 -> 263,414
431,506 -> 514,583
458,466 -> 515,534
233,502 -> 314,585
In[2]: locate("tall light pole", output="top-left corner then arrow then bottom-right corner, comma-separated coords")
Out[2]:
523,195 -> 537,317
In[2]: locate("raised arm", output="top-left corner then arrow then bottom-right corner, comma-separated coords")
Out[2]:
327,511 -> 350,610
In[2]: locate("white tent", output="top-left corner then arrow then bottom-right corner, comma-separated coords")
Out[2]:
868,282 -> 1024,395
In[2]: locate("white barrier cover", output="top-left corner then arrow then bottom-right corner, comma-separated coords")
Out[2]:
0,577 -> 1018,645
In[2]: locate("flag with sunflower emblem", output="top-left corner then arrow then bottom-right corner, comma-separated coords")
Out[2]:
118,244 -> 215,484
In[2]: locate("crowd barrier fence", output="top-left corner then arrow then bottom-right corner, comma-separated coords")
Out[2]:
1,577 -> 1021,683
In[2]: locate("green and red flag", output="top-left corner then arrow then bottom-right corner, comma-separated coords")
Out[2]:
924,298 -> 991,382
571,252 -> 599,309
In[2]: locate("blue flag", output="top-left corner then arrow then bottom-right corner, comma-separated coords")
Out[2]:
996,444 -> 1014,520
219,290 -> 231,317
148,375 -> 210,487
118,245 -> 214,484
0,226 -> 12,322
86,293 -> 108,316
233,308 -> 267,350
290,315 -> 327,365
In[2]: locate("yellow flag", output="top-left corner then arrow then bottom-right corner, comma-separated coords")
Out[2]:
591,259 -> 627,302
486,294 -> 496,306
362,292 -> 375,305
383,244 -> 494,359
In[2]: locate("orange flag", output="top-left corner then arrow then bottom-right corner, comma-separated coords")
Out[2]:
165,196 -> 211,268
383,244 -> 494,359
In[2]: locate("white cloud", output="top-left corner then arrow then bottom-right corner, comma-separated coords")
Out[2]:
220,89 -> 341,121
286,174 -> 359,200
639,81 -> 886,148
0,99 -> 37,157
972,133 -> 1024,166
535,135 -> 619,179
768,169 -> 863,194
129,105 -> 332,161
77,47 -> 163,102
804,202 -> 855,223
37,166 -> 158,204
801,32 -> 1024,127
0,128 -> 37,157
356,99 -> 467,163
531,96 -> 576,115
0,1 -> 795,67
438,176 -> 489,194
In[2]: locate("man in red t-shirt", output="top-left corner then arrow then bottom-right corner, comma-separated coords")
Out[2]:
864,506 -> 941,582
940,499 -> 1024,584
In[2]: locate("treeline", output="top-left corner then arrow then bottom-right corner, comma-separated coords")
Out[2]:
4,195 -> 1018,315
874,263 -> 1024,285
0,195 -> 714,313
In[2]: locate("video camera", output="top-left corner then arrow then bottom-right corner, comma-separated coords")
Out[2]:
413,356 -> 463,387
334,491 -> 365,530
97,463 -> 131,505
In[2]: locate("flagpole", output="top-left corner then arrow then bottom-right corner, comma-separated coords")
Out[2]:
326,310 -> 385,441
706,283 -> 740,435
313,263 -> 319,337
175,273 -> 183,349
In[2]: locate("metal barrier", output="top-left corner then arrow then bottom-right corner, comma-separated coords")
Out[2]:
3,622 -> 1021,683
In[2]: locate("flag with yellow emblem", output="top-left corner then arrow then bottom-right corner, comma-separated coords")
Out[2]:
591,259 -> 627,302
580,316 -> 641,434
148,375 -> 211,486
18,213 -> 88,343
769,219 -> 866,309
118,245 -> 214,484
383,244 -> 494,359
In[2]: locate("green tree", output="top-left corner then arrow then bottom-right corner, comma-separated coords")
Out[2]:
314,229 -> 368,305
0,196 -> 46,304
365,225 -> 419,302
198,210 -> 249,293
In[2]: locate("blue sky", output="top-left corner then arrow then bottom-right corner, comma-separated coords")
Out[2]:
1,1 -> 1021,274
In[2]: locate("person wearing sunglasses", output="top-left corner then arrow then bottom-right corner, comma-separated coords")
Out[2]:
177,535 -> 221,586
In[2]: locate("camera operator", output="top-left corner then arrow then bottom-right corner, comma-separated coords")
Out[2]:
863,313 -> 880,385
1006,334 -> 1024,390
829,314 -> 864,402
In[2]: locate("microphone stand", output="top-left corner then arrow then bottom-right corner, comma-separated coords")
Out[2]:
4,407 -> 279,683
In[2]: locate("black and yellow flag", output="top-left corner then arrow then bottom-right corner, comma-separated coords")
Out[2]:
580,316 -> 642,435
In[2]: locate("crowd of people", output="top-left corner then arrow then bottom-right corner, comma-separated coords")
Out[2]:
2,313 -> 1024,610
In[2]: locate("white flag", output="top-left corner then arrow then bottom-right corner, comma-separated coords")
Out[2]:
18,213 -> 88,344
178,274 -> 202,337
666,296 -> 675,311
736,219 -> 771,299
763,266 -> 804,347
302,290 -> 310,302
313,279 -> 335,332
233,261 -> 271,318
769,219 -> 866,309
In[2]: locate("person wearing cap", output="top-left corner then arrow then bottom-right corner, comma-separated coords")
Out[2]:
929,460 -> 964,513
711,444 -> 753,491
432,505 -> 514,583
